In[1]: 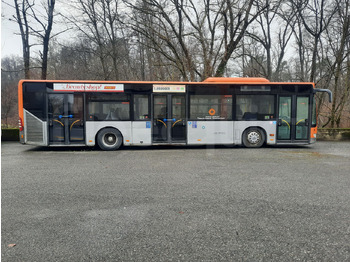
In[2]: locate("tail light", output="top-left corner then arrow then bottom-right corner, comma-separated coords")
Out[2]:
19,117 -> 23,131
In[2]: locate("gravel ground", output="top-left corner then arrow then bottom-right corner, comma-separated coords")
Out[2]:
2,141 -> 350,261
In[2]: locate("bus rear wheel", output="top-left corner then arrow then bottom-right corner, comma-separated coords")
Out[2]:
242,128 -> 265,148
97,128 -> 122,151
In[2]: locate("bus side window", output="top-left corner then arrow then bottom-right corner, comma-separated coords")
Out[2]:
87,93 -> 130,121
236,95 -> 275,121
23,83 -> 47,120
243,104 -> 258,120
236,105 -> 243,120
134,95 -> 149,120
106,108 -> 121,120
189,95 -> 232,120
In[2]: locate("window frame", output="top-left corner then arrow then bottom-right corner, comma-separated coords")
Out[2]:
133,94 -> 151,121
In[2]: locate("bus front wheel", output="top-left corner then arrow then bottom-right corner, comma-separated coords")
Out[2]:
97,128 -> 122,151
242,128 -> 265,148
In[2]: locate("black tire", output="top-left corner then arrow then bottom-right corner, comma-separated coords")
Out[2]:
242,128 -> 265,148
97,128 -> 122,151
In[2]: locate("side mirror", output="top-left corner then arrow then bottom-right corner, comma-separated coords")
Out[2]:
314,88 -> 332,103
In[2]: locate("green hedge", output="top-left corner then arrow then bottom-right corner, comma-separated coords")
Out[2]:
1,128 -> 19,141
317,128 -> 350,140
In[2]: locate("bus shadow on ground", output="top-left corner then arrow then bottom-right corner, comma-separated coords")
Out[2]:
24,143 -> 310,152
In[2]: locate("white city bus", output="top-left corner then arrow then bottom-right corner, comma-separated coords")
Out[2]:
18,77 -> 332,150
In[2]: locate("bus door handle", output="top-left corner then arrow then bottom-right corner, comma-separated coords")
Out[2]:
278,119 -> 282,126
59,114 -> 73,119
305,119 -> 309,126
163,118 -> 176,122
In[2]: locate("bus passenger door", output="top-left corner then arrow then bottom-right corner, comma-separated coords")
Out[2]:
277,96 -> 292,140
152,94 -> 186,143
68,94 -> 84,143
48,94 -> 65,143
48,94 -> 84,145
295,96 -> 310,140
153,95 -> 168,142
277,95 -> 310,142
171,95 -> 186,142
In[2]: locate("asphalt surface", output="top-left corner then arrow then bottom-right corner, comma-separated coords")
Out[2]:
2,141 -> 350,261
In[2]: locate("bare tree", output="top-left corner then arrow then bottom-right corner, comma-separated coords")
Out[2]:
1,56 -> 23,127
9,0 -> 59,79
322,0 -> 350,127
47,39 -> 98,80
28,0 -> 56,79
12,0 -> 31,78
125,0 -> 266,81
245,0 -> 296,80
294,0 -> 337,82
215,0 -> 265,77
292,11 -> 310,81
62,0 -> 130,80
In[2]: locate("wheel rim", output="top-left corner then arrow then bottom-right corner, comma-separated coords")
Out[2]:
247,131 -> 261,144
103,133 -> 117,146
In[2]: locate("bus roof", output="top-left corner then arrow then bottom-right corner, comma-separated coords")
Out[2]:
203,77 -> 271,83
18,78 -> 315,86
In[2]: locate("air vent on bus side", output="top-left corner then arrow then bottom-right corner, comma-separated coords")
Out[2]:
24,109 -> 48,146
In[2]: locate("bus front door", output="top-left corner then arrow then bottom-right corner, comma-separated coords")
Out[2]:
152,94 -> 186,143
48,94 -> 85,145
277,95 -> 310,142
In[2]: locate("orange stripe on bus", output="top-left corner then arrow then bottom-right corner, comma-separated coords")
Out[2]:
18,80 -> 24,123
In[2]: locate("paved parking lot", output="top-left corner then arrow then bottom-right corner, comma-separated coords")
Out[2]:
2,141 -> 350,261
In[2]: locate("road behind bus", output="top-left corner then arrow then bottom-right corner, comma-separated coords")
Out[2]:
2,142 -> 350,261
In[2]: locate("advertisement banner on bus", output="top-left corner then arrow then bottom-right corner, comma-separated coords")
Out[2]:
53,83 -> 124,92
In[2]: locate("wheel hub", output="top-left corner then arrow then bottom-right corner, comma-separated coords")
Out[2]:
247,131 -> 260,144
104,134 -> 117,145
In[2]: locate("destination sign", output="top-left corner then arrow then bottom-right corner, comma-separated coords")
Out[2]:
153,84 -> 186,93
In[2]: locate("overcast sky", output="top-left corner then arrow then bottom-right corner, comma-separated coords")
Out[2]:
1,0 -> 70,59
1,1 -> 23,58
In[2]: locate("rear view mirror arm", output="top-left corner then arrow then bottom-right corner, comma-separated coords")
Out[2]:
314,88 -> 333,103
